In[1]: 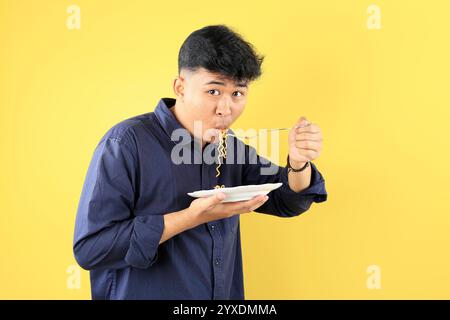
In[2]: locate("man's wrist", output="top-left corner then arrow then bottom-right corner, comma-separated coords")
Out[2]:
289,160 -> 308,169
287,155 -> 309,172
182,207 -> 197,228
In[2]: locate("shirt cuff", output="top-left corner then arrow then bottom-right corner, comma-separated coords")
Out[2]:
124,214 -> 164,269
279,161 -> 328,203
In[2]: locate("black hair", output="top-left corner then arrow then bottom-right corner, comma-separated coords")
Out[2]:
178,25 -> 264,83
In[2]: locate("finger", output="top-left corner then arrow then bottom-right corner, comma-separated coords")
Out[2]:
296,123 -> 320,134
228,195 -> 268,212
295,140 -> 322,151
295,116 -> 310,128
295,132 -> 323,141
202,192 -> 226,208
246,196 -> 269,212
237,195 -> 267,209
249,196 -> 269,211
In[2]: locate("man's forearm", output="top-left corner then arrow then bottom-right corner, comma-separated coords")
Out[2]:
287,159 -> 312,193
159,208 -> 198,244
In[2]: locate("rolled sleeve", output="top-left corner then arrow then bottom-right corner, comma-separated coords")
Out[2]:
241,143 -> 328,217
125,215 -> 165,269
274,161 -> 328,215
279,161 -> 327,202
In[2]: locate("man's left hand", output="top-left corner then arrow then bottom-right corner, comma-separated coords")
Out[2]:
288,116 -> 323,168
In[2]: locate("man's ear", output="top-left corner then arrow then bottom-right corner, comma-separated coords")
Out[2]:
173,76 -> 185,101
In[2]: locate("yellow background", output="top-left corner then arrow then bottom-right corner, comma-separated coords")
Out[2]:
1,0 -> 449,299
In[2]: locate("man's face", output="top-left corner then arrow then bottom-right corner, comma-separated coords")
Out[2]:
174,68 -> 249,141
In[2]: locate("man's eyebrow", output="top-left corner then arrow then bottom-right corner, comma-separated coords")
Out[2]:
203,80 -> 248,88
204,80 -> 226,86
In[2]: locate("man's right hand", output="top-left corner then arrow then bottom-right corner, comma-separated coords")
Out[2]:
187,193 -> 269,225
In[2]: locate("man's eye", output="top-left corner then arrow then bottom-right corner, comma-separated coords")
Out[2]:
208,89 -> 220,96
233,91 -> 244,97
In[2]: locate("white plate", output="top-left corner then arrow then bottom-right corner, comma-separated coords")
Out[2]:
187,183 -> 283,203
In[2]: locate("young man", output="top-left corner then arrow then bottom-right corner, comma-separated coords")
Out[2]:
73,25 -> 327,300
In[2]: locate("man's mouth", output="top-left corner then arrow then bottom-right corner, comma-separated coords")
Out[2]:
215,117 -> 231,131
215,125 -> 228,131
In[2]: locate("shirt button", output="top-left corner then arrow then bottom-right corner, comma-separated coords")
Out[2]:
215,258 -> 220,266
211,225 -> 215,231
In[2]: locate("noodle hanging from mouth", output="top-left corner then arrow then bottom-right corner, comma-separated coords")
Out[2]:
214,129 -> 228,189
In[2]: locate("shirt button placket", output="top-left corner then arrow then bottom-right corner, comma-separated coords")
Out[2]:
203,164 -> 224,299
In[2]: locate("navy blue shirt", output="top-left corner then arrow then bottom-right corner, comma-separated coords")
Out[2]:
73,97 -> 328,300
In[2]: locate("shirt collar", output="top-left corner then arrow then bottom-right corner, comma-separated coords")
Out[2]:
154,97 -> 192,146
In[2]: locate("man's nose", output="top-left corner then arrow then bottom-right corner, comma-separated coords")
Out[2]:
216,99 -> 232,116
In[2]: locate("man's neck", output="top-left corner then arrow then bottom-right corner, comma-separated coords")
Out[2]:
170,100 -> 207,148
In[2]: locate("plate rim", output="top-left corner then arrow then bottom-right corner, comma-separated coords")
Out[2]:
187,182 -> 283,198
